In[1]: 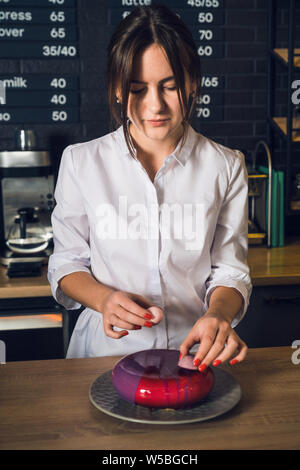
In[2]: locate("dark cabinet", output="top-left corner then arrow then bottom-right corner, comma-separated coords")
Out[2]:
235,284 -> 300,348
0,296 -> 64,361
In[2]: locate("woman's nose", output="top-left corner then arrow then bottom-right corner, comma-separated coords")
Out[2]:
146,88 -> 165,112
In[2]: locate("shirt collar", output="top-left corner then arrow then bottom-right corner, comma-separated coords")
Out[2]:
114,120 -> 198,167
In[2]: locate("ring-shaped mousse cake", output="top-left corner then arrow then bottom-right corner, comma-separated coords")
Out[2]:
112,349 -> 214,409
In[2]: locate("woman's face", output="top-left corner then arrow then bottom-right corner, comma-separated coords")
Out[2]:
118,43 -> 195,149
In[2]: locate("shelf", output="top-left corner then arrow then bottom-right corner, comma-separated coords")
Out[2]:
273,48 -> 300,68
268,1 -> 300,224
248,233 -> 266,239
290,200 -> 300,211
248,233 -> 266,246
272,117 -> 300,142
0,313 -> 62,331
248,174 -> 267,179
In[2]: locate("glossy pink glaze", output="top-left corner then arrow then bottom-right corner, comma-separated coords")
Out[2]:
178,354 -> 198,370
112,349 -> 214,409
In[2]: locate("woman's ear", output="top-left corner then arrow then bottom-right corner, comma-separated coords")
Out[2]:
186,74 -> 196,98
115,87 -> 122,104
190,77 -> 197,95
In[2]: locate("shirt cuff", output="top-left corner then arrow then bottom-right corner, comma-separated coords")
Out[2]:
47,262 -> 92,310
204,280 -> 251,328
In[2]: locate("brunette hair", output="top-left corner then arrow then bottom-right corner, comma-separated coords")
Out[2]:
106,3 -> 202,158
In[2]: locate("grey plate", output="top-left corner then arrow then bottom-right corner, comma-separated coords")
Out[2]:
89,367 -> 242,425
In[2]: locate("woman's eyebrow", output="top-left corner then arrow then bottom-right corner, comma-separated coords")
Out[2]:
130,75 -> 175,84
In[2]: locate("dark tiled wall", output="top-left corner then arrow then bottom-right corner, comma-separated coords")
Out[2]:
0,0 -> 299,208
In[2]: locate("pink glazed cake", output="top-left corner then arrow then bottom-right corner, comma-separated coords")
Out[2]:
112,349 -> 214,409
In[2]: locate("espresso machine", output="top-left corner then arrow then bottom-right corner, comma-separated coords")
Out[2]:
0,129 -> 54,277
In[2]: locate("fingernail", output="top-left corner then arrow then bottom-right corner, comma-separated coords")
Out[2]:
134,325 -> 142,330
213,360 -> 222,367
121,331 -> 128,337
179,353 -> 183,360
193,358 -> 201,367
230,359 -> 239,365
144,321 -> 153,328
198,363 -> 207,372
144,313 -> 152,320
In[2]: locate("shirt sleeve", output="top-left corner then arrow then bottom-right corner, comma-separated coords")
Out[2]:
204,150 -> 252,328
47,145 -> 92,310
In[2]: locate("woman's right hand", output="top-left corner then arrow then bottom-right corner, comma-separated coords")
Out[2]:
101,289 -> 163,339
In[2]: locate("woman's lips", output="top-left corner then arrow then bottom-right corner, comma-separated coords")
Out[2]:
147,119 -> 170,126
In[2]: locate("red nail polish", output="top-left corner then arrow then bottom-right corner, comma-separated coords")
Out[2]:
179,353 -> 183,360
198,363 -> 207,372
144,313 -> 152,320
230,359 -> 239,365
121,331 -> 128,337
213,360 -> 222,367
134,325 -> 142,330
193,358 -> 200,367
144,321 -> 153,328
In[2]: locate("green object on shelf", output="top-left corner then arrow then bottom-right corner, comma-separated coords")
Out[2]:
278,171 -> 285,247
272,170 -> 278,247
257,165 -> 285,247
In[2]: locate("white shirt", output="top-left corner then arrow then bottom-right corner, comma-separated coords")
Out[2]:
47,122 -> 252,358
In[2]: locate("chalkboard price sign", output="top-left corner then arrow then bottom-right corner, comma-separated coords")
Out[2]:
3,90 -> 79,107
194,76 -> 224,121
109,0 -> 224,8
0,25 -> 77,40
0,74 -> 80,123
0,2 -> 78,58
0,1 -> 79,123
0,107 -> 79,123
194,105 -> 223,121
0,8 -> 77,23
0,74 -> 78,90
0,0 -> 76,6
108,8 -> 224,27
0,42 -> 78,58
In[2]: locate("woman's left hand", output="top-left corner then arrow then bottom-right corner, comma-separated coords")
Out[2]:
179,309 -> 248,370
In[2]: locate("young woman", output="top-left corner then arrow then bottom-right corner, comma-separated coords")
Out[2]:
48,4 -> 252,371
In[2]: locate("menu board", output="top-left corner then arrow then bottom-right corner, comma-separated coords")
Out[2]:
0,1 -> 224,125
0,0 -> 79,123
0,74 -> 79,123
0,0 -> 78,58
107,0 -> 224,123
198,75 -> 224,121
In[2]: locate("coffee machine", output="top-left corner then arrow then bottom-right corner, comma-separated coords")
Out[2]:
0,130 -> 54,277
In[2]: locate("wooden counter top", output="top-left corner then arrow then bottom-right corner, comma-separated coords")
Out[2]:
0,264 -> 51,299
247,237 -> 300,286
0,238 -> 300,299
0,346 -> 299,450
